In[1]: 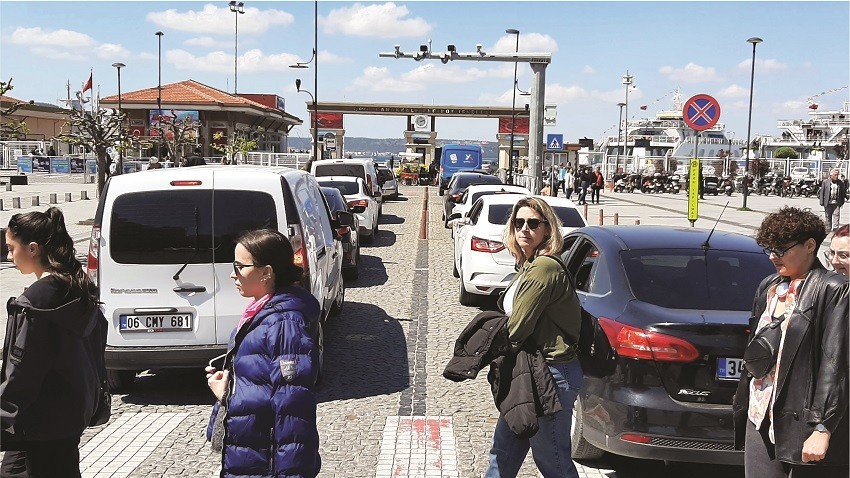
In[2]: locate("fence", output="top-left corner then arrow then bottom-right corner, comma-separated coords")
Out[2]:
243,152 -> 310,169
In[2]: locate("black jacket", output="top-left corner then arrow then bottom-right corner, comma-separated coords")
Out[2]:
819,178 -> 847,207
1,276 -> 102,441
444,311 -> 561,439
733,264 -> 849,465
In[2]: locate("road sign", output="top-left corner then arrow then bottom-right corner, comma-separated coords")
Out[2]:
324,132 -> 336,149
546,134 -> 563,150
683,94 -> 721,131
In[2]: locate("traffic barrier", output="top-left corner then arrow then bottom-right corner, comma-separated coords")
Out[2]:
583,203 -> 588,219
32,196 -> 39,207
598,209 -> 604,225
65,193 -> 72,202
12,197 -> 21,209
0,199 -> 4,210
50,193 -> 57,204
614,213 -> 619,225
82,190 -> 89,200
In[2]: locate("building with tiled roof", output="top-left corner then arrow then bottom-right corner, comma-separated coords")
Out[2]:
1,94 -> 70,144
99,80 -> 301,157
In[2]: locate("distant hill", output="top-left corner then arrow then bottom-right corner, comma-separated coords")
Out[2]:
287,137 -> 499,159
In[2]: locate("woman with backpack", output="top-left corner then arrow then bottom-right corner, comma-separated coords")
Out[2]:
2,207 -> 104,478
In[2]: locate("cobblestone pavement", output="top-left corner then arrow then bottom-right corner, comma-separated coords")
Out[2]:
4,174 -> 846,477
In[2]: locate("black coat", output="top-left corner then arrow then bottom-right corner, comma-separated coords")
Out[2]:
819,178 -> 847,207
1,276 -> 102,442
444,311 -> 561,439
733,264 -> 849,465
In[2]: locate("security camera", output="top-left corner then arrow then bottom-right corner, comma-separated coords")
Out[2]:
476,44 -> 484,55
420,44 -> 428,52
394,45 -> 401,58
447,44 -> 456,52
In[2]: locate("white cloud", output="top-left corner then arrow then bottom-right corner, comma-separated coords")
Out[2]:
348,66 -> 423,92
147,4 -> 294,35
322,2 -> 432,38
546,84 -> 588,103
401,64 -> 493,84
719,84 -> 749,98
659,63 -> 722,83
737,58 -> 788,74
184,36 -> 232,49
138,52 -> 157,61
591,87 -> 642,104
29,46 -> 87,62
581,65 -> 595,74
782,99 -> 809,111
490,32 -> 559,54
94,43 -> 130,61
166,48 -> 301,73
318,50 -> 352,64
10,27 -> 95,48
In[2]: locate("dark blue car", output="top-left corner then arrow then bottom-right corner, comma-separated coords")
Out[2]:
563,226 -> 776,465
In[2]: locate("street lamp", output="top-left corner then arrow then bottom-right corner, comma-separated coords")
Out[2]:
616,102 -> 626,175
295,79 -> 317,164
726,130 -> 735,175
155,31 -> 164,160
621,71 -> 634,173
228,1 -> 245,94
506,28 -> 519,185
742,36 -> 763,210
112,62 -> 126,175
289,1 -> 318,164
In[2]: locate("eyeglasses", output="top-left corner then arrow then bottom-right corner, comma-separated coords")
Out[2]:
233,262 -> 266,275
824,249 -> 850,261
513,217 -> 548,230
762,242 -> 802,258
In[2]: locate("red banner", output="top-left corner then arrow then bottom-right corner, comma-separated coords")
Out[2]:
312,112 -> 344,129
498,117 -> 529,134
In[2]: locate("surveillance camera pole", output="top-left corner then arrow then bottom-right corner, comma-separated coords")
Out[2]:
379,46 -> 551,194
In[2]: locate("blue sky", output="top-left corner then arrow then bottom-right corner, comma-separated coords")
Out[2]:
1,1 -> 848,144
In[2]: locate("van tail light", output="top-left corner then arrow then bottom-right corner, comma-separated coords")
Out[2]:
86,225 -> 101,290
598,317 -> 700,362
470,236 -> 505,253
169,180 -> 203,186
288,224 -> 310,285
347,199 -> 369,209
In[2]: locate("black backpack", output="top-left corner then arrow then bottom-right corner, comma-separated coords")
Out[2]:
546,255 -> 618,378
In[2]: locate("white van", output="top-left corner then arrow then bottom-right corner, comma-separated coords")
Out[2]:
311,158 -> 383,215
88,165 -> 348,392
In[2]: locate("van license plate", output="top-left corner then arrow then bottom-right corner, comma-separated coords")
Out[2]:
120,314 -> 193,332
716,357 -> 744,381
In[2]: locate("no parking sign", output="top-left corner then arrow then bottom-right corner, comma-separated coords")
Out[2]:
683,94 -> 721,131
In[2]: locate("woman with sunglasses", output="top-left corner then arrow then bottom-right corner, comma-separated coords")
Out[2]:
485,197 -> 584,478
733,206 -> 848,478
205,229 -> 321,477
826,224 -> 849,276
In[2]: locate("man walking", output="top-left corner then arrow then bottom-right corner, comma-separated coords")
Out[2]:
819,169 -> 846,232
564,166 -> 575,200
591,166 -> 604,204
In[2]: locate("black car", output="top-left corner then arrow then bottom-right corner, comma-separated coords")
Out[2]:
563,226 -> 776,465
320,187 -> 360,281
442,171 -> 502,222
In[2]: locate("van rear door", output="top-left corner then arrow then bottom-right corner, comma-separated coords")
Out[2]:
101,170 -> 218,350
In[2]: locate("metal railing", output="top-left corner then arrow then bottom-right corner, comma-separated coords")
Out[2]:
242,152 -> 310,169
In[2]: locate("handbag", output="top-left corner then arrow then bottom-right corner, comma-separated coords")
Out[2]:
89,380 -> 112,427
88,306 -> 111,427
743,315 -> 785,379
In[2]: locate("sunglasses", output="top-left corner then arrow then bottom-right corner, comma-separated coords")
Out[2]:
762,241 -> 802,258
233,262 -> 266,275
824,249 -> 850,261
513,217 -> 548,230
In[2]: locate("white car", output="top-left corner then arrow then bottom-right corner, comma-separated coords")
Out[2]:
447,184 -> 532,229
317,176 -> 380,244
377,165 -> 400,200
452,194 -> 587,306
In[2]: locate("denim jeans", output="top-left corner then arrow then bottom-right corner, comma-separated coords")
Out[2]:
486,360 -> 584,478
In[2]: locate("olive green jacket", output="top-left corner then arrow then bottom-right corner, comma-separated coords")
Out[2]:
498,255 -> 582,363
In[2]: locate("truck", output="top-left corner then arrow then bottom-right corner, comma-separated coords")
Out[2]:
438,144 -> 483,195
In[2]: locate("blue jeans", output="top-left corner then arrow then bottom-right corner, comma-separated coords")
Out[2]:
486,360 -> 584,478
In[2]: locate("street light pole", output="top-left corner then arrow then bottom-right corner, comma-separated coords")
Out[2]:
155,31 -> 163,160
506,28 -> 519,185
229,1 -> 245,94
295,79 -> 316,163
616,102 -> 625,175
621,71 -> 634,173
742,36 -> 763,210
112,62 -> 126,175
727,130 -> 735,175
289,1 -> 319,164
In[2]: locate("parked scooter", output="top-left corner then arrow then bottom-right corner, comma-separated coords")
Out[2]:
668,174 -> 682,194
720,176 -> 734,196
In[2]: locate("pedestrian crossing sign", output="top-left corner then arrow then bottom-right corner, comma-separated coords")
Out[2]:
546,134 -> 563,151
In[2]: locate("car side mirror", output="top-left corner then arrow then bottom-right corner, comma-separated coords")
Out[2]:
447,212 -> 462,221
336,211 -> 354,227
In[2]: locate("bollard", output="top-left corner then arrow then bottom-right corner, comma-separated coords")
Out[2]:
614,213 -> 619,225
65,192 -> 72,202
583,203 -> 588,219
635,219 -> 641,225
0,199 -> 3,210
13,197 -> 21,209
50,193 -> 58,204
4,183 -> 11,192
81,190 -> 89,200
32,196 -> 39,207
598,209 -> 604,225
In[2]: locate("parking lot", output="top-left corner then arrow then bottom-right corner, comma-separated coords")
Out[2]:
0,175 -> 841,477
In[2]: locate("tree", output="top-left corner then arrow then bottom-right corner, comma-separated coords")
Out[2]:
0,78 -> 30,140
774,146 -> 799,159
210,131 -> 257,164
55,106 -> 133,194
153,110 -> 201,164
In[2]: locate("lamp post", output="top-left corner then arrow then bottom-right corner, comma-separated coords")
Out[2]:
112,62 -> 126,175
726,130 -> 735,175
621,71 -> 634,173
616,102 -> 626,175
290,1 -> 318,164
229,1 -> 245,94
742,36 -> 763,210
295,79 -> 317,165
155,31 -> 164,160
506,28 -> 519,185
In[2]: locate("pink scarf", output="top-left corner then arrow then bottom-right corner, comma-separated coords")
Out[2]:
237,292 -> 273,331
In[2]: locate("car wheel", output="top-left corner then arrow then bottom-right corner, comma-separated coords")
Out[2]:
459,272 -> 477,306
330,280 -> 344,318
571,395 -> 606,460
106,369 -> 136,394
362,228 -> 375,245
343,248 -> 360,281
453,260 -> 459,278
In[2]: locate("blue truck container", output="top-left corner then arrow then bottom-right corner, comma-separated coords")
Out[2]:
438,144 -> 483,195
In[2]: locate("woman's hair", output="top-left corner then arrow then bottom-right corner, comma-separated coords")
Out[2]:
236,229 -> 303,288
503,196 -> 564,266
7,207 -> 97,307
756,206 -> 827,250
835,224 -> 849,238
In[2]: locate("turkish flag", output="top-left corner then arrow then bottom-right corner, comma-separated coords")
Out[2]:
82,72 -> 93,94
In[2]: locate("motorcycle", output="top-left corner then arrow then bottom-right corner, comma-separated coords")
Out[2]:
668,174 -> 681,194
652,173 -> 665,194
704,176 -> 720,196
626,173 -> 642,193
720,176 -> 734,196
